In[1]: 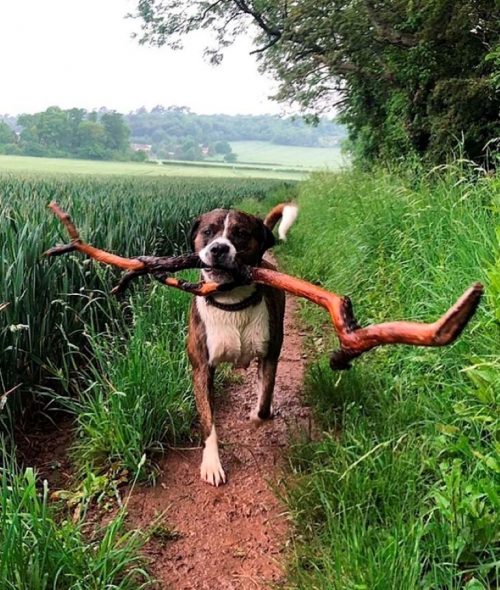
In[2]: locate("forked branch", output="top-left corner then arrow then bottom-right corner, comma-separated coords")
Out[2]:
249,267 -> 483,369
45,202 -> 483,370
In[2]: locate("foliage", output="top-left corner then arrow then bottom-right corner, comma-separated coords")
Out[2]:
214,140 -> 232,155
133,0 -> 500,166
2,106 -> 347,164
124,106 -> 346,155
0,122 -> 15,145
0,172 -> 290,588
224,152 -> 237,163
269,166 -> 499,587
63,285 -> 196,479
1,107 -> 131,161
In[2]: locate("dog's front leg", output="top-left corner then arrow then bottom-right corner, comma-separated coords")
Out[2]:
193,364 -> 226,486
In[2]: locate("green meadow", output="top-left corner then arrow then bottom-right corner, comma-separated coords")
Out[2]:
229,140 -> 346,169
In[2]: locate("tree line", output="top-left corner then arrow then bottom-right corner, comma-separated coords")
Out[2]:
125,106 -> 346,159
0,107 -> 138,161
0,105 -> 345,163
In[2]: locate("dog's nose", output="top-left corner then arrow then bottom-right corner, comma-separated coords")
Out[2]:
210,242 -> 230,258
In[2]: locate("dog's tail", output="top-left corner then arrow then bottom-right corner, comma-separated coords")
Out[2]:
264,203 -> 298,241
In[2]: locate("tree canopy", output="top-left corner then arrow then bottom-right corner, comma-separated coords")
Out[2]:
0,121 -> 15,145
0,107 -> 130,160
133,0 -> 500,165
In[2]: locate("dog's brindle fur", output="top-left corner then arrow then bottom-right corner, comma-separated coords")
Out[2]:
187,207 -> 291,486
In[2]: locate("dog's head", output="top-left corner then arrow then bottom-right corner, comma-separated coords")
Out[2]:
190,208 -> 275,281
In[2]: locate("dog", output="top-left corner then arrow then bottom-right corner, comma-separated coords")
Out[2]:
187,202 -> 298,486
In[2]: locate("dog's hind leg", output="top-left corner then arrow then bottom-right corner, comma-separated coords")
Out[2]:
250,357 -> 278,425
193,364 -> 226,486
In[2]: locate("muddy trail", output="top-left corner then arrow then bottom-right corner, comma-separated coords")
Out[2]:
17,294 -> 311,590
127,295 -> 309,589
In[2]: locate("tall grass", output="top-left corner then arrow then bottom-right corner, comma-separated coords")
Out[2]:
0,173 -> 291,421
0,443 -> 153,589
63,284 -> 195,479
276,165 -> 499,588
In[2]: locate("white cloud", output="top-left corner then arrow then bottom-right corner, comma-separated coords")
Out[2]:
0,0 -> 285,116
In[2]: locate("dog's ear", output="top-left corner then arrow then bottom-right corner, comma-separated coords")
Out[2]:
260,221 -> 276,254
188,216 -> 201,251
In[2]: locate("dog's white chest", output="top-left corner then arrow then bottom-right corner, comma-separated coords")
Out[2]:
196,295 -> 270,368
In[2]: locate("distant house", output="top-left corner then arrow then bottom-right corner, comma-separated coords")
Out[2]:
130,143 -> 152,153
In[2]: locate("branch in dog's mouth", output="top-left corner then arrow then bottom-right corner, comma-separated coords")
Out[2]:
45,201 -> 483,371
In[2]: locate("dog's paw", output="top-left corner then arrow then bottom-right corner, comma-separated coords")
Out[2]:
200,452 -> 226,487
249,406 -> 274,426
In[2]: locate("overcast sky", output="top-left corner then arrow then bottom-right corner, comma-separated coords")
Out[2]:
0,0 -> 285,116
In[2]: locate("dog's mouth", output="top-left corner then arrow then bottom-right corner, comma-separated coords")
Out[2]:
202,268 -> 237,285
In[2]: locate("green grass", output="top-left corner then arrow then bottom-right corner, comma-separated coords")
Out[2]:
271,165 -> 499,588
229,140 -> 346,169
0,444 -> 153,589
62,284 -> 195,480
0,154 -> 305,180
3,157 -> 497,587
0,171 -> 292,587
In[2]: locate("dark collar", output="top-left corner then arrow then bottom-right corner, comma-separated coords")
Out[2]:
206,286 -> 263,312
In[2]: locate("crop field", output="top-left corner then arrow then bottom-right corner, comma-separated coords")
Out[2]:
0,154 -> 306,180
0,173 -> 294,410
0,171 -> 295,587
229,140 -> 346,169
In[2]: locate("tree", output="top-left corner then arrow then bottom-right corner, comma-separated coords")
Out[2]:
0,122 -> 15,145
133,0 -> 500,165
214,140 -> 231,155
14,107 -> 134,161
101,111 -> 130,152
177,138 -> 203,160
67,108 -> 86,150
224,152 -> 237,163
131,149 -> 149,162
77,120 -> 108,159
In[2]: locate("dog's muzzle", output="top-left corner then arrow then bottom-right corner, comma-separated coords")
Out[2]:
199,238 -> 237,269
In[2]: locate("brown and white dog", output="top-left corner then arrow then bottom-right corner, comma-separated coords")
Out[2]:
187,203 -> 298,486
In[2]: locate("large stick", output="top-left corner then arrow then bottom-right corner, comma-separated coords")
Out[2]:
45,202 -> 483,369
249,267 -> 483,368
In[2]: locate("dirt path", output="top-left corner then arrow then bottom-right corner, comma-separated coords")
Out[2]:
126,294 -> 309,589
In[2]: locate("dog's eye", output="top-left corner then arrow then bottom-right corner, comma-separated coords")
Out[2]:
234,228 -> 250,240
202,228 -> 213,237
